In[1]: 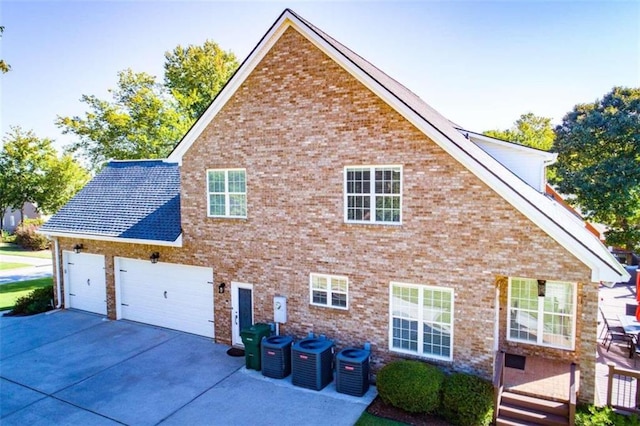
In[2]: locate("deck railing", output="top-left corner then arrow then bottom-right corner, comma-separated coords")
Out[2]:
493,350 -> 505,423
569,362 -> 576,425
606,362 -> 640,414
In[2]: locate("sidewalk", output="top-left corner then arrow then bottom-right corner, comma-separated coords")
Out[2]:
0,254 -> 53,285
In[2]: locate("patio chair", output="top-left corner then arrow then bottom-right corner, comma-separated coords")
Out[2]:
599,307 -> 621,340
626,303 -> 638,316
601,312 -> 632,352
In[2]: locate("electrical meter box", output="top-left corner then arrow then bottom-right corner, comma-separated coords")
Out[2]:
274,295 -> 287,323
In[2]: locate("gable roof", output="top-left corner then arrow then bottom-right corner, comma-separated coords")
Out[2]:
39,160 -> 182,246
168,8 -> 627,283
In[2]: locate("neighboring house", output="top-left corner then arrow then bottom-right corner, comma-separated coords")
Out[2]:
2,203 -> 41,233
39,9 -> 629,406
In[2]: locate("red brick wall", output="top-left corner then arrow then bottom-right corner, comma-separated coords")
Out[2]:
51,26 -> 598,402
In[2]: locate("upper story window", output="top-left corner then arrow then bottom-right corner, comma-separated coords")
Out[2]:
207,169 -> 247,218
507,277 -> 576,350
310,273 -> 348,310
344,166 -> 402,224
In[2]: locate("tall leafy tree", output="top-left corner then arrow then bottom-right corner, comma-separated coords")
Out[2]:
58,70 -> 191,169
0,127 -> 55,221
0,127 -> 90,221
551,87 -> 640,251
484,113 -> 555,151
0,26 -> 10,73
58,40 -> 238,170
164,40 -> 239,120
39,153 -> 91,214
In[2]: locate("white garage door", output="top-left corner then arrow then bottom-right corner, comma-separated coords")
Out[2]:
116,258 -> 214,338
64,252 -> 107,315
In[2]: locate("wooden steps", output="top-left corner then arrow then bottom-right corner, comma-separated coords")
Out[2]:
496,391 -> 570,425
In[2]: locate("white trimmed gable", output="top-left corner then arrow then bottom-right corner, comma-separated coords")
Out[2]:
168,9 -> 628,284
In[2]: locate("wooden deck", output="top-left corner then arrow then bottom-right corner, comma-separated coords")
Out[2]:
500,280 -> 638,404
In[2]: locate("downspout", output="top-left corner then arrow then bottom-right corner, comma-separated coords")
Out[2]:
53,237 -> 62,309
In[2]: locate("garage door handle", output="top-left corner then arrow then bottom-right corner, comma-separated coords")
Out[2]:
121,303 -> 129,306
70,293 -> 76,296
87,279 -> 91,286
164,291 -> 168,299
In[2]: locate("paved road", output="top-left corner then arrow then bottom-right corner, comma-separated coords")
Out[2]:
0,254 -> 53,285
1,310 -> 376,425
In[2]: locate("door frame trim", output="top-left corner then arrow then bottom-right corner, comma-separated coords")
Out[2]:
231,281 -> 254,347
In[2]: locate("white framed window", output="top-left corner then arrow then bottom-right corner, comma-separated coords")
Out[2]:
507,277 -> 576,350
389,282 -> 453,361
207,169 -> 247,218
309,273 -> 348,309
344,166 -> 402,224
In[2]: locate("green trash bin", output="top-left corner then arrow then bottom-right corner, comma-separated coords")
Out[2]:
240,323 -> 272,370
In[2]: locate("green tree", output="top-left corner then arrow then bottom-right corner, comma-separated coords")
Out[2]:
58,40 -> 238,169
58,69 -> 191,169
0,26 -> 10,73
551,87 -> 640,251
484,112 -> 555,151
0,127 -> 55,221
0,127 -> 90,221
39,153 -> 90,214
164,40 -> 239,120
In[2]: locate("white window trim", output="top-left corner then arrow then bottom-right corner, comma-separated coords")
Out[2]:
343,165 -> 403,225
506,277 -> 577,351
388,281 -> 454,362
206,168 -> 247,219
309,273 -> 349,310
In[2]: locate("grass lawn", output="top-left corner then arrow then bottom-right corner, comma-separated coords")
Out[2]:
0,262 -> 31,270
0,242 -> 51,259
354,412 -> 406,426
0,277 -> 53,311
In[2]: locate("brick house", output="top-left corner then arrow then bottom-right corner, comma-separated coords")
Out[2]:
40,9 -> 628,405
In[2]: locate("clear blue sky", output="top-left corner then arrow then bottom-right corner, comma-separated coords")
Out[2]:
2,1 -> 639,152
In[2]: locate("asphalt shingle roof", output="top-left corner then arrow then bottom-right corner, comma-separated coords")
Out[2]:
40,160 -> 181,243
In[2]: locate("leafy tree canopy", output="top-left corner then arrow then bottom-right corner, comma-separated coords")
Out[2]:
0,127 -> 90,220
58,39 -> 238,170
0,26 -> 10,73
58,70 -> 190,169
164,40 -> 238,120
551,87 -> 640,251
484,112 -> 555,151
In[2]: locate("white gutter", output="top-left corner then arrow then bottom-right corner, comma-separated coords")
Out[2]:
53,237 -> 62,308
38,230 -> 183,248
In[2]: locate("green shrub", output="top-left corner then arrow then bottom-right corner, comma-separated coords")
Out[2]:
11,285 -> 54,315
440,372 -> 493,426
14,218 -> 49,250
376,360 -> 445,414
1,229 -> 16,243
576,404 -> 640,426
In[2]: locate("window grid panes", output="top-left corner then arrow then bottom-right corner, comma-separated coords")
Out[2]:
346,166 -> 401,223
390,283 -> 453,361
508,278 -> 575,350
207,169 -> 247,218
310,274 -> 348,309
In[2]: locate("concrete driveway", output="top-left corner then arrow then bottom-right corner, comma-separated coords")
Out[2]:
0,310 -> 376,425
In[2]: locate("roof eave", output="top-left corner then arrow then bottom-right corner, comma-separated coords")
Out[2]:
38,230 -> 183,248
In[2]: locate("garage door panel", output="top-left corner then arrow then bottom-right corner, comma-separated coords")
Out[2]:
117,258 -> 214,338
65,252 -> 107,315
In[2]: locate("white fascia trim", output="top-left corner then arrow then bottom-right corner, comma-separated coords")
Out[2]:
168,10 -> 625,283
37,230 -> 183,247
288,15 -> 626,283
462,131 -> 558,163
168,15 -> 294,164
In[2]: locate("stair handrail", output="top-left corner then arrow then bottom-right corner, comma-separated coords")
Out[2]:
569,362 -> 576,426
493,350 -> 505,424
